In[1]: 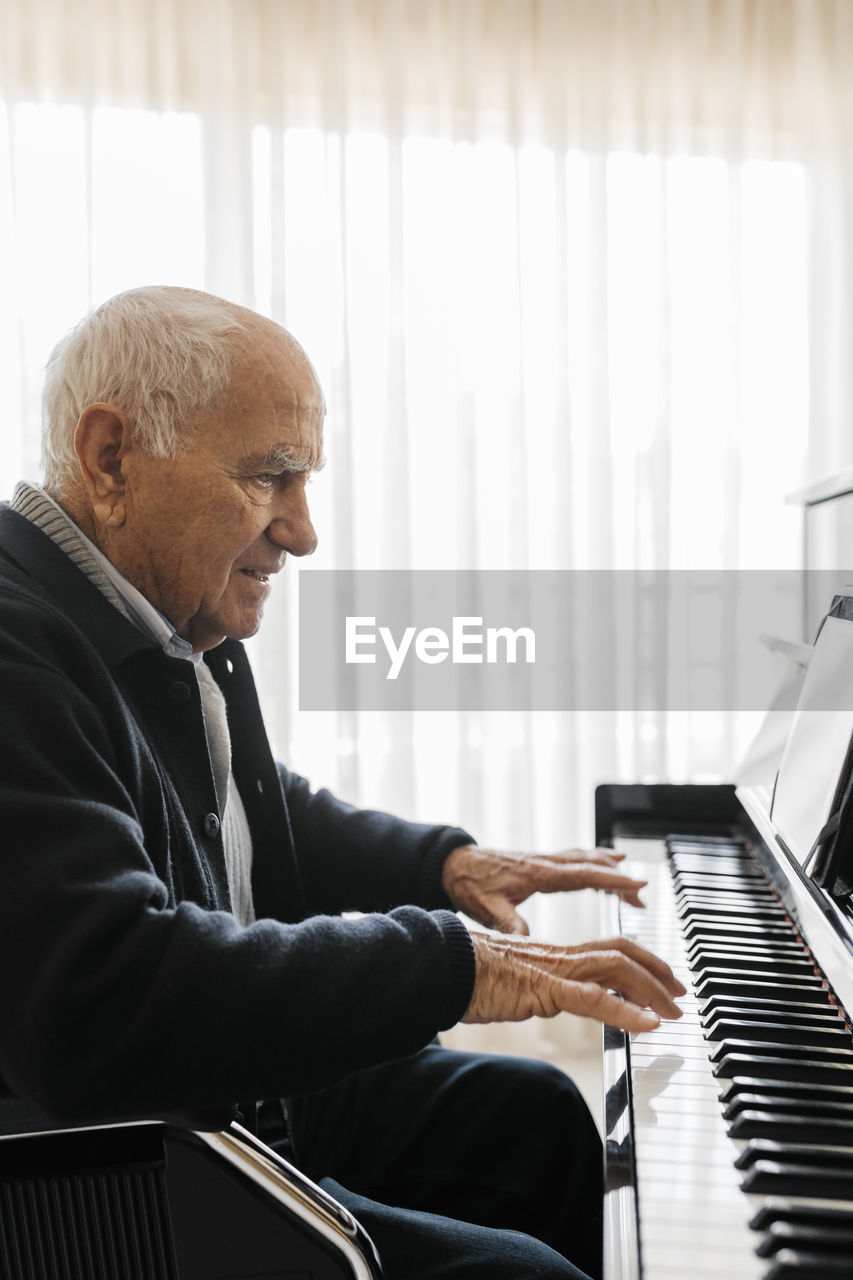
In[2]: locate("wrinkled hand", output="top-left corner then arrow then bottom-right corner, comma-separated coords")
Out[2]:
442,844 -> 648,935
462,932 -> 686,1034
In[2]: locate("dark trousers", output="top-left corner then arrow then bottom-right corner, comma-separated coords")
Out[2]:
286,1044 -> 603,1280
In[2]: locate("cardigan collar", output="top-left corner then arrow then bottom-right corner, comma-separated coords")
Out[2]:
0,503 -> 170,670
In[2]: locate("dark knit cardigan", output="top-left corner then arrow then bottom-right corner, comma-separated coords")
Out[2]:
0,504 -> 475,1122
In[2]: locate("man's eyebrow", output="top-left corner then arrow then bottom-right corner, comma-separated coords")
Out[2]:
246,446 -> 327,474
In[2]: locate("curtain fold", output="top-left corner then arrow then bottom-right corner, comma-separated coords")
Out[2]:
4,1 -> 852,148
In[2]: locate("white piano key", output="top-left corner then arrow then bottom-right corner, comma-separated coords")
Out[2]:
605,836 -> 770,1280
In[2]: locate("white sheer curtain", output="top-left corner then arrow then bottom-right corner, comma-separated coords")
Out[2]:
1,0 -> 849,872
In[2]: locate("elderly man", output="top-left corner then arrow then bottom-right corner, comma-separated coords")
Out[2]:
0,287 -> 683,1279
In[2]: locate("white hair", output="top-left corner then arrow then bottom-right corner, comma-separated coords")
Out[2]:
41,286 -> 251,489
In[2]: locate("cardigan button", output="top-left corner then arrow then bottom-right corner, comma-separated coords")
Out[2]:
203,812 -> 220,838
168,680 -> 192,703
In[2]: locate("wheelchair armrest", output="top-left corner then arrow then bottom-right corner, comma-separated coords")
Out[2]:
0,1086 -> 235,1137
0,1105 -> 382,1278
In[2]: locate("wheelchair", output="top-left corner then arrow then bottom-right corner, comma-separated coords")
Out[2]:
0,1092 -> 382,1279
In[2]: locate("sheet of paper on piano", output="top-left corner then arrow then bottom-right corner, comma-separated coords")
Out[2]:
734,634 -> 811,791
771,612 -> 853,867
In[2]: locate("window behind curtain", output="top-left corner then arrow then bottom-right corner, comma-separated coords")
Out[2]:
0,101 -> 809,839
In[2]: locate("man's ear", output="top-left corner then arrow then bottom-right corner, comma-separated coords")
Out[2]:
74,403 -> 132,529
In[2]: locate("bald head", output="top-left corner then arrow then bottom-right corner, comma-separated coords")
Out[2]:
41,286 -> 314,500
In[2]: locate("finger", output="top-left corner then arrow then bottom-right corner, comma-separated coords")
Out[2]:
616,887 -> 647,909
585,847 -> 627,868
527,862 -> 649,896
497,908 -> 530,936
551,978 -> 661,1034
479,895 -> 531,936
511,936 -> 686,1007
569,936 -> 687,997
476,932 -> 686,1002
570,952 -> 684,1019
524,947 -> 683,1019
549,847 -> 626,868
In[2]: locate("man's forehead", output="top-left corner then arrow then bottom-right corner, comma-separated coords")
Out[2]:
232,354 -> 326,425
267,384 -> 327,418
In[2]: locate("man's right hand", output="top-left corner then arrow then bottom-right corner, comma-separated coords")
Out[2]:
462,932 -> 686,1034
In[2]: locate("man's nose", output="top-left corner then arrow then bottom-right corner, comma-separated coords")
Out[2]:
268,486 -> 318,557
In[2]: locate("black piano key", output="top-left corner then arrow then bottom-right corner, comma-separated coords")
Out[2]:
690,943 -> 811,965
673,871 -> 767,887
719,1078 -> 853,1107
676,875 -> 774,886
685,919 -> 798,941
751,1197 -> 853,1230
713,1053 -> 853,1085
736,1139 -> 853,1171
678,891 -> 783,907
682,910 -> 784,926
740,1158 -> 853,1198
666,836 -> 747,851
763,1247 -> 853,1278
701,994 -> 837,1018
676,839 -> 754,850
691,921 -> 804,942
668,838 -> 750,852
687,928 -> 803,948
724,1093 -> 853,1122
681,906 -> 789,923
705,1018 -> 849,1046
691,936 -> 807,950
690,934 -> 804,950
670,857 -> 760,874
757,1219 -> 853,1257
670,861 -> 752,872
710,1039 -> 853,1065
692,955 -> 816,976
729,1111 -> 853,1144
702,998 -> 837,1021
672,859 -> 766,873
696,967 -> 823,987
692,946 -> 813,966
695,976 -> 826,1002
669,842 -> 754,856
677,886 -> 778,902
676,886 -> 775,903
673,861 -> 767,875
673,874 -> 764,887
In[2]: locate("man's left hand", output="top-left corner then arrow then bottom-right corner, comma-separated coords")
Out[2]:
441,844 -> 648,935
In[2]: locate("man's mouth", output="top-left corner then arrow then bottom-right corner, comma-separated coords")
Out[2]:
239,569 -> 271,583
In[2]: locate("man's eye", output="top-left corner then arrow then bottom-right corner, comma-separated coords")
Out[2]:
256,473 -> 278,487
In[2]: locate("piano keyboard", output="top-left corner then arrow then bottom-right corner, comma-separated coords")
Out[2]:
613,834 -> 853,1280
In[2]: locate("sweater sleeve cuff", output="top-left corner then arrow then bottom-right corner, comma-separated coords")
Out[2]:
433,908 -> 477,1028
417,827 -> 476,909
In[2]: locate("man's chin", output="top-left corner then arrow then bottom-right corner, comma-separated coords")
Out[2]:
224,607 -> 265,643
186,609 -> 264,653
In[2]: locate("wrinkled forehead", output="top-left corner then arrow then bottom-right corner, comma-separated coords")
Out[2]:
230,323 -> 325,407
215,322 -> 326,465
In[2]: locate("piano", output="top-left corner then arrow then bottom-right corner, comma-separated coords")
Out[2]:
598,572 -> 853,1277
